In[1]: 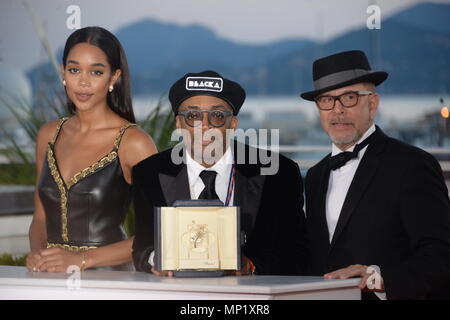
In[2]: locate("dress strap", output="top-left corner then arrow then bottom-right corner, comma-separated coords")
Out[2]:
113,123 -> 137,151
51,117 -> 69,145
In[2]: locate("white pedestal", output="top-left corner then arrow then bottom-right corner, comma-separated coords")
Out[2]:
0,266 -> 361,300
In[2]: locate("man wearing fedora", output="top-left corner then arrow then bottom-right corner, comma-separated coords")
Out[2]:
301,50 -> 450,299
132,70 -> 307,276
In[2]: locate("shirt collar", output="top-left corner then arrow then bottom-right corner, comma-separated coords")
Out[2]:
331,124 -> 376,156
186,147 -> 233,182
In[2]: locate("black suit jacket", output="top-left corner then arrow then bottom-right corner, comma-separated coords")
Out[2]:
132,142 -> 307,275
305,126 -> 450,299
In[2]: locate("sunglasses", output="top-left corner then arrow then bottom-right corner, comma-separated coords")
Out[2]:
177,109 -> 233,127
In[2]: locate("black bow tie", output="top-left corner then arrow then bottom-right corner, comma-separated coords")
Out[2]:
329,133 -> 374,170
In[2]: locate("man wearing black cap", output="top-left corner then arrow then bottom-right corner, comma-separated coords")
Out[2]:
132,70 -> 307,276
301,50 -> 450,299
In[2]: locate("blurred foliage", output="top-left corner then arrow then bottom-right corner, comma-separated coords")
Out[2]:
140,94 -> 177,152
0,163 -> 36,185
124,205 -> 136,239
0,253 -> 27,266
0,89 -> 67,164
1,91 -> 176,238
1,92 -> 175,162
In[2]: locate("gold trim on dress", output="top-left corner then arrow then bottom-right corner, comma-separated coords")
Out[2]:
51,117 -> 69,144
113,123 -> 136,150
47,145 -> 69,242
66,151 -> 118,189
60,123 -> 136,190
46,120 -> 136,243
63,123 -> 136,188
46,242 -> 97,252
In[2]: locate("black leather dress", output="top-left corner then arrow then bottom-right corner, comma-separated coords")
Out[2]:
38,118 -> 136,271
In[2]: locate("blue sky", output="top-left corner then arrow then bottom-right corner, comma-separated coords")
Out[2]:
0,0 -> 448,73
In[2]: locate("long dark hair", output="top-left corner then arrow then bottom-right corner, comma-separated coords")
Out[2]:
62,26 -> 135,123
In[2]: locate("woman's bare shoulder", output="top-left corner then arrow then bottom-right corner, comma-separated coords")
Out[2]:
36,119 -> 67,145
119,125 -> 158,166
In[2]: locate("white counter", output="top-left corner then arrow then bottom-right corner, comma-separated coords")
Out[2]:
0,266 -> 361,300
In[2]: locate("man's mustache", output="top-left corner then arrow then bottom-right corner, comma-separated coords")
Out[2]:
329,117 -> 355,125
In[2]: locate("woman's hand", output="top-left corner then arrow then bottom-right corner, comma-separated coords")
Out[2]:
26,251 -> 43,272
33,248 -> 84,272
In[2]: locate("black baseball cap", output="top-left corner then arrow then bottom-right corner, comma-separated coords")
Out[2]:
169,70 -> 246,115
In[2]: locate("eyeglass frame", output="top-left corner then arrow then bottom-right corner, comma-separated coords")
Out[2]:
314,90 -> 373,111
176,109 -> 234,128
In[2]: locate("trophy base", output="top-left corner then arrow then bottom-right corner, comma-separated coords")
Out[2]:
173,270 -> 225,278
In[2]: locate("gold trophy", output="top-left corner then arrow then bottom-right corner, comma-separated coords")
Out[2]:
154,200 -> 241,277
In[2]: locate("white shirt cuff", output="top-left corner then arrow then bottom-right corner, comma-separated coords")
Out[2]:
148,250 -> 155,267
370,265 -> 387,300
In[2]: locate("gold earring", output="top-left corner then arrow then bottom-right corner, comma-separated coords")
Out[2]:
62,79 -> 66,86
109,85 -> 114,92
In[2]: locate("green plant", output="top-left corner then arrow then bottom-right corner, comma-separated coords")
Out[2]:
124,205 -> 136,238
1,91 -> 176,237
0,89 -> 67,164
139,93 -> 177,151
0,4 -> 176,244
0,253 -> 27,266
0,163 -> 36,185
1,92 -> 175,163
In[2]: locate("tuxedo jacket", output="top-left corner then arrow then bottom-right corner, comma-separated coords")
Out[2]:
305,126 -> 450,299
132,142 -> 307,275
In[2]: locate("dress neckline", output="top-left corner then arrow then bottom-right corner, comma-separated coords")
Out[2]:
47,117 -> 136,190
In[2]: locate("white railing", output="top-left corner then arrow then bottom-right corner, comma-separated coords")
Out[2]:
1,144 -> 450,170
246,145 -> 450,170
275,145 -> 450,171
278,145 -> 450,154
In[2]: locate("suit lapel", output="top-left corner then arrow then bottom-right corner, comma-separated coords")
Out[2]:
317,156 -> 332,247
329,127 -> 387,249
157,142 -> 267,233
158,148 -> 190,206
233,142 -> 265,233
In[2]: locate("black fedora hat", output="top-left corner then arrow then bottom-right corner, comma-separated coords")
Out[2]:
300,50 -> 388,101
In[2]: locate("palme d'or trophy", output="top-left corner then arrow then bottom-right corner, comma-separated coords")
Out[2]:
154,200 -> 241,277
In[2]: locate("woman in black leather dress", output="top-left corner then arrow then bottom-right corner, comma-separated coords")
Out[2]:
25,27 -> 157,272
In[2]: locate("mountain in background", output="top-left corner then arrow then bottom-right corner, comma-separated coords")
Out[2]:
28,2 -> 450,97
115,19 -> 314,93
249,2 -> 450,95
393,2 -> 450,34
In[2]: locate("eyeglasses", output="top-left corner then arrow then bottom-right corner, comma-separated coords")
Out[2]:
315,90 -> 373,111
177,110 -> 233,127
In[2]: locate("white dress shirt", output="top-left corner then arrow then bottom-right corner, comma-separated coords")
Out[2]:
325,124 -> 386,300
186,147 -> 234,205
148,147 -> 234,268
326,124 -> 375,242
